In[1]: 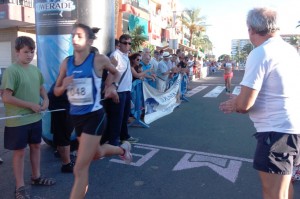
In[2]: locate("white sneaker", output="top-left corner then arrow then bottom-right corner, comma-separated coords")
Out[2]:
0,157 -> 3,164
120,141 -> 132,164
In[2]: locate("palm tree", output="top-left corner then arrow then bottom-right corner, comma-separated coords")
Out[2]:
180,8 -> 206,47
130,25 -> 148,52
114,0 -> 119,36
242,43 -> 254,56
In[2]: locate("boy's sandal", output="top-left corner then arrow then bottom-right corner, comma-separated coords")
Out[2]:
15,186 -> 30,199
31,175 -> 56,186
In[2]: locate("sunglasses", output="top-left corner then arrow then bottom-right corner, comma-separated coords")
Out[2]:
136,59 -> 140,61
120,41 -> 132,45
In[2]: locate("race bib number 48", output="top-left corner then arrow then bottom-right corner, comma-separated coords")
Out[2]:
67,78 -> 94,105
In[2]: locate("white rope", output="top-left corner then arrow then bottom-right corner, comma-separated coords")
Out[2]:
0,109 -> 66,121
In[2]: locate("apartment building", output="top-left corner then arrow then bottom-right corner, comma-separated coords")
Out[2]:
0,0 -> 35,74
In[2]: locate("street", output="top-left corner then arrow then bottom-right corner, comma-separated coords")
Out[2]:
0,69 -> 299,199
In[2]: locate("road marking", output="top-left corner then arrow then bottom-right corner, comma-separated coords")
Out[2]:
110,145 -> 160,166
232,86 -> 241,95
173,153 -> 242,183
133,143 -> 252,163
203,86 -> 225,97
110,143 -> 252,183
185,86 -> 207,97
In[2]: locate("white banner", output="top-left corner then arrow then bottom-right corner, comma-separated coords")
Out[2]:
143,74 -> 182,124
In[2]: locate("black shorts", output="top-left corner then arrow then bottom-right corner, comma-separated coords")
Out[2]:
4,120 -> 42,150
51,110 -> 74,147
253,132 -> 300,175
71,109 -> 107,137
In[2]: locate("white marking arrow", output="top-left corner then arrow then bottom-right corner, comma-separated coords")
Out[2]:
173,153 -> 242,183
110,145 -> 159,166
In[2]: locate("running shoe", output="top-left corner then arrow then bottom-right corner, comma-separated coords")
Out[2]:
61,161 -> 75,173
123,136 -> 139,143
120,141 -> 132,164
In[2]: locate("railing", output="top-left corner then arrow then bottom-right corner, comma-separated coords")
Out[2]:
0,0 -> 34,8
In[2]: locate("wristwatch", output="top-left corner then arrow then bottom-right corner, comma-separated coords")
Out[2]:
112,82 -> 119,90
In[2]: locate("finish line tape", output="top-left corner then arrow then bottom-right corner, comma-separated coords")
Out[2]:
0,109 -> 66,120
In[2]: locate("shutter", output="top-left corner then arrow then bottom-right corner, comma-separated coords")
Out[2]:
0,41 -> 12,69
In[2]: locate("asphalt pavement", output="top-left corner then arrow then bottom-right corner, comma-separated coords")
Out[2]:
0,69 -> 299,199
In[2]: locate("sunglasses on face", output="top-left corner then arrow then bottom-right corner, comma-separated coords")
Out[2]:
120,41 -> 132,45
136,59 -> 140,61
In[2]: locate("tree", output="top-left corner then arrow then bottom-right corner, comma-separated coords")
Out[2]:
218,54 -> 230,62
129,25 -> 148,52
180,8 -> 206,47
242,43 -> 254,55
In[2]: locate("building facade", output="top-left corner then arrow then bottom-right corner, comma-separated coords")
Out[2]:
0,0 -> 198,74
231,34 -> 300,59
0,0 -> 36,74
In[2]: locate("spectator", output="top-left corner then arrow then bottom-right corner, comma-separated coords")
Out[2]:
1,36 -> 56,199
101,33 -> 139,145
219,7 -> 300,199
48,82 -> 75,173
159,49 -> 164,61
150,50 -> 160,73
140,53 -> 156,88
129,53 -> 148,81
115,39 -> 120,50
0,89 -> 3,165
157,52 -> 172,91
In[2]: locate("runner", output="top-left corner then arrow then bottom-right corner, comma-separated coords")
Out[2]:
53,23 -> 132,199
221,55 -> 234,93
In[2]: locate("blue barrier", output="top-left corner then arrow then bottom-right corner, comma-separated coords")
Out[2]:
129,79 -> 150,128
180,73 -> 189,102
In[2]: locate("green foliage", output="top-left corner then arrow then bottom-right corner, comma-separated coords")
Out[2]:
218,54 -> 230,62
129,25 -> 148,52
144,44 -> 156,54
180,8 -> 206,47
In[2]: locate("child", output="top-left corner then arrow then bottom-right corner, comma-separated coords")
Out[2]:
1,36 -> 56,199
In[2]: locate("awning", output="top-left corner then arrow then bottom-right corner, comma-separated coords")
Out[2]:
157,43 -> 198,53
128,14 -> 148,37
121,4 -> 149,20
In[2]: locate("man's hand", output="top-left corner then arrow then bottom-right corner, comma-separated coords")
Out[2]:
219,94 -> 237,114
104,85 -> 119,103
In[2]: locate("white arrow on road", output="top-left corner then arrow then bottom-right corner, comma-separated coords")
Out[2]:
173,153 -> 242,183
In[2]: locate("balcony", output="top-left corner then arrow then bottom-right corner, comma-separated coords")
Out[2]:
0,0 -> 35,29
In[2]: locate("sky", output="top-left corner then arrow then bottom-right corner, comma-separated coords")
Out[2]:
176,0 -> 300,57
